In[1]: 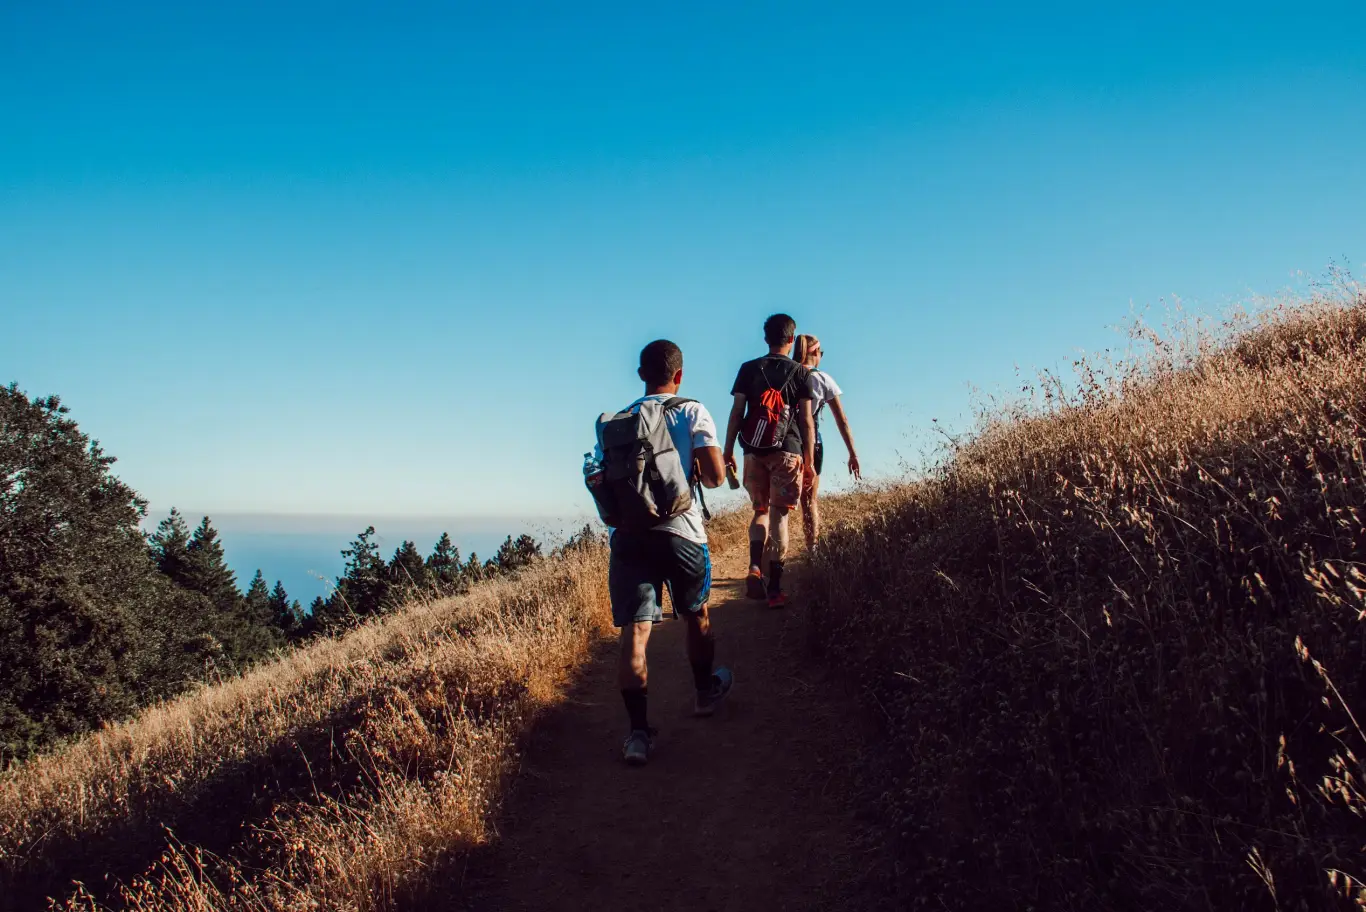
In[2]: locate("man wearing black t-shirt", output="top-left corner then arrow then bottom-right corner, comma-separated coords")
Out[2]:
723,313 -> 816,607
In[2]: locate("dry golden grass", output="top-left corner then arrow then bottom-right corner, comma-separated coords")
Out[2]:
803,282 -> 1366,910
0,542 -> 610,910
11,279 -> 1366,912
705,482 -> 902,560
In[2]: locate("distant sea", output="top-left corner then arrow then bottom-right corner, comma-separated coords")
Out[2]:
141,512 -> 597,604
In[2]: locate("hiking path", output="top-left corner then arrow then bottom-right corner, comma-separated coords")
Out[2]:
457,549 -> 876,911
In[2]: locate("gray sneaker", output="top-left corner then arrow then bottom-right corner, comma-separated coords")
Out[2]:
693,666 -> 734,717
622,728 -> 654,765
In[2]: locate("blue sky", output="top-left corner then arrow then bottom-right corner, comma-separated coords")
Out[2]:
3,1 -> 1364,523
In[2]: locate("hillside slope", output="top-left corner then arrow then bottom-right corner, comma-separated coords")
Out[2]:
803,290 -> 1366,909
8,288 -> 1366,912
1,544 -> 611,911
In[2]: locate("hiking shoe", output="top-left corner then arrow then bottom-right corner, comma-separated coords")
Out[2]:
767,590 -> 788,609
622,728 -> 655,765
694,667 -> 734,717
745,569 -> 766,600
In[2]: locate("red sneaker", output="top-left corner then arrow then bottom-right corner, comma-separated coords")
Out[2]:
766,591 -> 788,609
745,569 -> 766,600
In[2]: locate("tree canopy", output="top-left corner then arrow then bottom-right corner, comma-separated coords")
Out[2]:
0,383 -> 554,763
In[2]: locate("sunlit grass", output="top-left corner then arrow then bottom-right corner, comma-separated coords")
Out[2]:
2,544 -> 610,910
803,278 -> 1366,909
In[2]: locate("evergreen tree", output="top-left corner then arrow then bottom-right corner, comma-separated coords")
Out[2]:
388,540 -> 429,594
243,571 -> 272,627
425,533 -> 463,593
184,517 -> 241,611
295,595 -> 327,639
326,526 -> 390,625
148,508 -> 193,583
268,581 -> 299,637
147,509 -> 249,670
493,534 -> 543,574
181,518 -> 274,668
229,569 -> 283,663
0,385 -> 194,760
462,551 -> 485,585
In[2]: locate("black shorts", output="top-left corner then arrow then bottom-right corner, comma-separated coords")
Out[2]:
608,530 -> 712,626
813,439 -> 824,476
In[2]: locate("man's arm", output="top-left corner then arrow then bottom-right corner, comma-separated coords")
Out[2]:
693,446 -> 726,488
723,393 -> 746,470
799,399 -> 816,470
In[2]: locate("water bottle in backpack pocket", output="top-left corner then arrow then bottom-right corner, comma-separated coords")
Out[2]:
586,398 -> 695,531
738,360 -> 803,451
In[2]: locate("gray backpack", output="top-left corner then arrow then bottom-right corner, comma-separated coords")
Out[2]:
588,397 -> 695,531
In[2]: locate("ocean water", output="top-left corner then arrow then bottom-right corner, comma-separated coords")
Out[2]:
144,513 -> 595,604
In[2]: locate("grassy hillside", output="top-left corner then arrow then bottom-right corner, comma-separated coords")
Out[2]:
804,287 -> 1366,909
9,284 -> 1366,912
0,541 -> 609,910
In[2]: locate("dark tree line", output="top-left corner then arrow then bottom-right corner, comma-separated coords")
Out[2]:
300,526 -> 546,635
0,383 -> 556,764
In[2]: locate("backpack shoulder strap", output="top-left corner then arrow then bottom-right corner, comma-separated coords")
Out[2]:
659,397 -> 710,517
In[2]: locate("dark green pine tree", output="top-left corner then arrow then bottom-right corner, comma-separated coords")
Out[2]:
388,540 -> 429,595
296,595 -> 327,639
493,534 -> 543,574
184,517 -> 242,611
230,570 -> 284,662
426,533 -> 463,594
243,571 -> 272,627
148,508 -> 193,583
268,581 -> 300,638
462,551 -> 486,584
146,509 -> 243,676
325,526 -> 391,626
178,516 -> 271,668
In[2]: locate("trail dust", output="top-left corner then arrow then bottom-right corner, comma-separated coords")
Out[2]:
457,549 -> 875,911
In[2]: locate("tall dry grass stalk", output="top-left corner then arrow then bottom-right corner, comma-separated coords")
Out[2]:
0,542 -> 610,910
805,283 -> 1366,910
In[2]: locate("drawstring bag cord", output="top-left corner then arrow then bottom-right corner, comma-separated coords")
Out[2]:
694,477 -> 712,521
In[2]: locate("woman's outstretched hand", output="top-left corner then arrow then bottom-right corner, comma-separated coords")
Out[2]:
848,453 -> 862,480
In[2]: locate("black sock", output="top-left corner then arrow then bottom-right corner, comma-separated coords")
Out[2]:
621,687 -> 648,732
690,635 -> 716,692
768,560 -> 785,594
748,539 -> 764,571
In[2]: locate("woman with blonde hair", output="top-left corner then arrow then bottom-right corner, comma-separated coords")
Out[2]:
793,333 -> 860,546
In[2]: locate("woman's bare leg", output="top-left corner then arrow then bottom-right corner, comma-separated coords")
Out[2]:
801,472 -> 821,547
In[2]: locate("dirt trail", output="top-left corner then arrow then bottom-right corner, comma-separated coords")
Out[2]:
457,552 -> 874,911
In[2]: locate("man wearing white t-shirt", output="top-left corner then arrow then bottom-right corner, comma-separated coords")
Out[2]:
592,340 -> 733,765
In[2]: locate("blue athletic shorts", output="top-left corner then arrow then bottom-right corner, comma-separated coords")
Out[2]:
608,530 -> 712,626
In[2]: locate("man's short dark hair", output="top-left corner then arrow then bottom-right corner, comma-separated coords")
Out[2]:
764,313 -> 797,346
639,339 -> 683,386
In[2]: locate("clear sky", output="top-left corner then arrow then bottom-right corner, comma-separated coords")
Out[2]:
3,1 -> 1364,521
